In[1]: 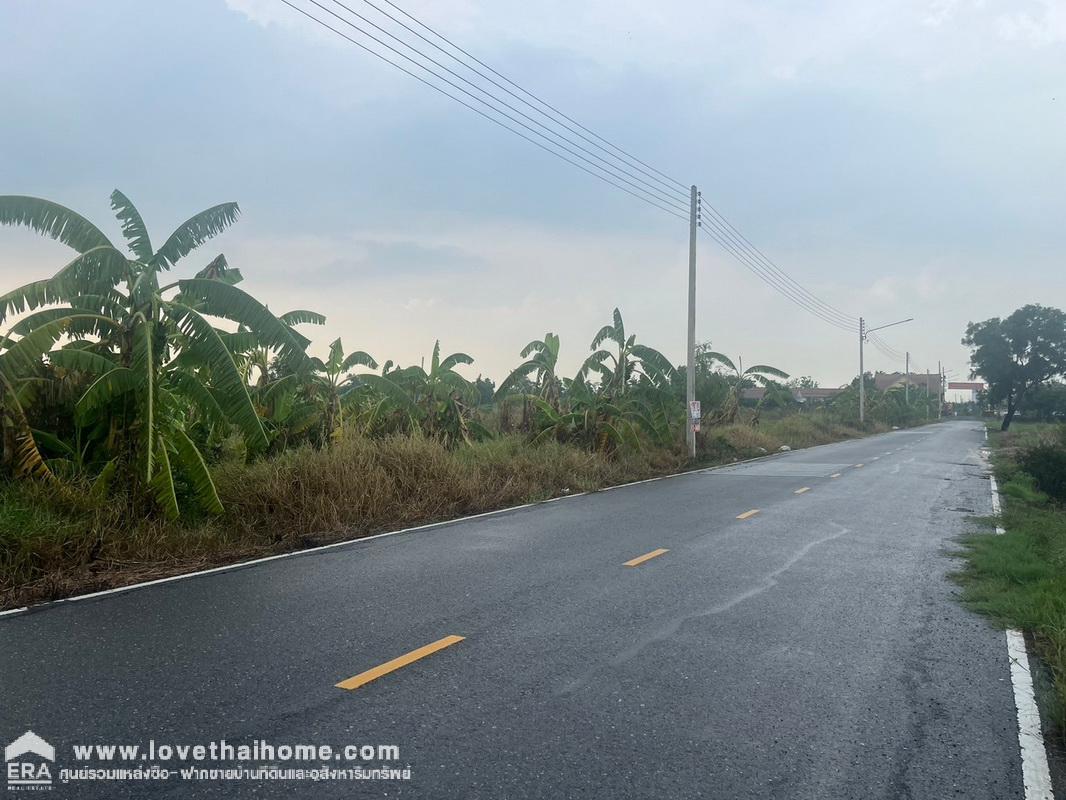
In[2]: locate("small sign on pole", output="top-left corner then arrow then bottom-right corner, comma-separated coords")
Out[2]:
689,400 -> 701,433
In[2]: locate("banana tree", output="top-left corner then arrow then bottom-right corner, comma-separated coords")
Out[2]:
496,332 -> 562,409
357,341 -> 484,446
495,332 -> 562,432
310,338 -> 377,441
703,352 -> 789,425
240,309 -> 332,449
241,308 -> 326,390
583,308 -> 676,398
532,368 -> 656,454
344,359 -> 421,438
0,192 -> 310,517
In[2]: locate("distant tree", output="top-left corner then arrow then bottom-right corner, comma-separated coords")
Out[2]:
828,373 -> 879,425
759,380 -> 797,411
788,376 -> 819,390
474,375 -> 495,407
1026,382 -> 1066,422
963,304 -> 1066,430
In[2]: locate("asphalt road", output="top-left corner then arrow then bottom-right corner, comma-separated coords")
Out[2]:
0,421 -> 1027,798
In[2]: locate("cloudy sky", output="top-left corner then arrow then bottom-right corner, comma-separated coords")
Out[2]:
1,0 -> 1063,389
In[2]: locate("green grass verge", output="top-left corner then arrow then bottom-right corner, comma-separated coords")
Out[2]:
955,422 -> 1066,731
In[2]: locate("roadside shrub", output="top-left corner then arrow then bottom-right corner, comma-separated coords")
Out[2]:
760,414 -> 866,449
698,431 -> 738,462
1019,442 -> 1066,503
699,412 -> 874,456
717,425 -> 779,455
1001,473 -> 1049,506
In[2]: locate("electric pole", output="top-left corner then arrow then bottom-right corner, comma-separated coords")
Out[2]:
858,317 -> 865,425
924,369 -> 930,419
941,363 -> 946,418
858,317 -> 912,427
686,185 -> 698,458
937,360 -> 942,419
905,351 -> 910,405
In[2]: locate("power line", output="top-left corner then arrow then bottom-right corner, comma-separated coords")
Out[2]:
343,0 -> 689,199
306,0 -> 690,213
868,335 -> 901,361
699,224 -> 856,333
345,0 -> 857,330
700,227 -> 852,332
699,202 -> 857,326
282,0 -> 866,336
868,332 -> 905,361
372,0 -> 690,194
278,0 -> 689,220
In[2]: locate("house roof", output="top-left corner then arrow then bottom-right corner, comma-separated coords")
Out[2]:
741,386 -> 844,402
873,371 -> 942,393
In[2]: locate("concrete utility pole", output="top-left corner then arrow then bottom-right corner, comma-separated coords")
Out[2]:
686,185 -> 698,458
905,351 -> 910,405
942,364 -> 947,418
858,317 -> 866,425
859,317 -> 913,426
937,360 -> 942,419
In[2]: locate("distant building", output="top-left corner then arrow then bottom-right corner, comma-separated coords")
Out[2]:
741,386 -> 845,403
741,372 -> 943,404
873,371 -> 942,396
947,381 -> 985,402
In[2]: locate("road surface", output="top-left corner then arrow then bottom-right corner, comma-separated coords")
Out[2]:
0,422 -> 1031,798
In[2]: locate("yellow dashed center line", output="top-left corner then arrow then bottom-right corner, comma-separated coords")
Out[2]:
737,509 -> 760,520
624,548 -> 669,567
854,463 -> 865,468
830,473 -> 842,478
336,635 -> 465,691
794,487 -> 811,495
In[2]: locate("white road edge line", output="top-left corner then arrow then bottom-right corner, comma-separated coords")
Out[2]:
990,473 -> 1005,533
1007,629 -> 1055,800
0,425 -> 938,619
988,439 -> 1054,800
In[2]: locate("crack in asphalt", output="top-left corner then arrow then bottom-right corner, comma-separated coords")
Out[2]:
558,522 -> 851,696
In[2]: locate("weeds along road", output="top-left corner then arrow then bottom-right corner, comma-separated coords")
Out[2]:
0,421 -> 1026,799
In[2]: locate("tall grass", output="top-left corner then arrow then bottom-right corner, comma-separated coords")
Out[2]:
0,433 -> 685,608
698,411 -> 879,462
214,433 -> 686,545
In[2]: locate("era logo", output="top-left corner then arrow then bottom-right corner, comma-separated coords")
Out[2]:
4,732 -> 54,791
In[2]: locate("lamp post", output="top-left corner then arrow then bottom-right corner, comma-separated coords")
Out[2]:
859,317 -> 914,424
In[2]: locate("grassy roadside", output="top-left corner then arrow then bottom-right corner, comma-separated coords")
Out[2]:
0,412 -> 888,610
955,422 -> 1066,732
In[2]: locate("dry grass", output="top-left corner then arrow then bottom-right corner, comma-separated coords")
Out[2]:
0,434 -> 686,609
214,434 -> 686,545
697,411 -> 880,462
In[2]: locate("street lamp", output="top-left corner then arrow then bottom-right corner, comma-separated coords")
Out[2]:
858,317 -> 914,424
